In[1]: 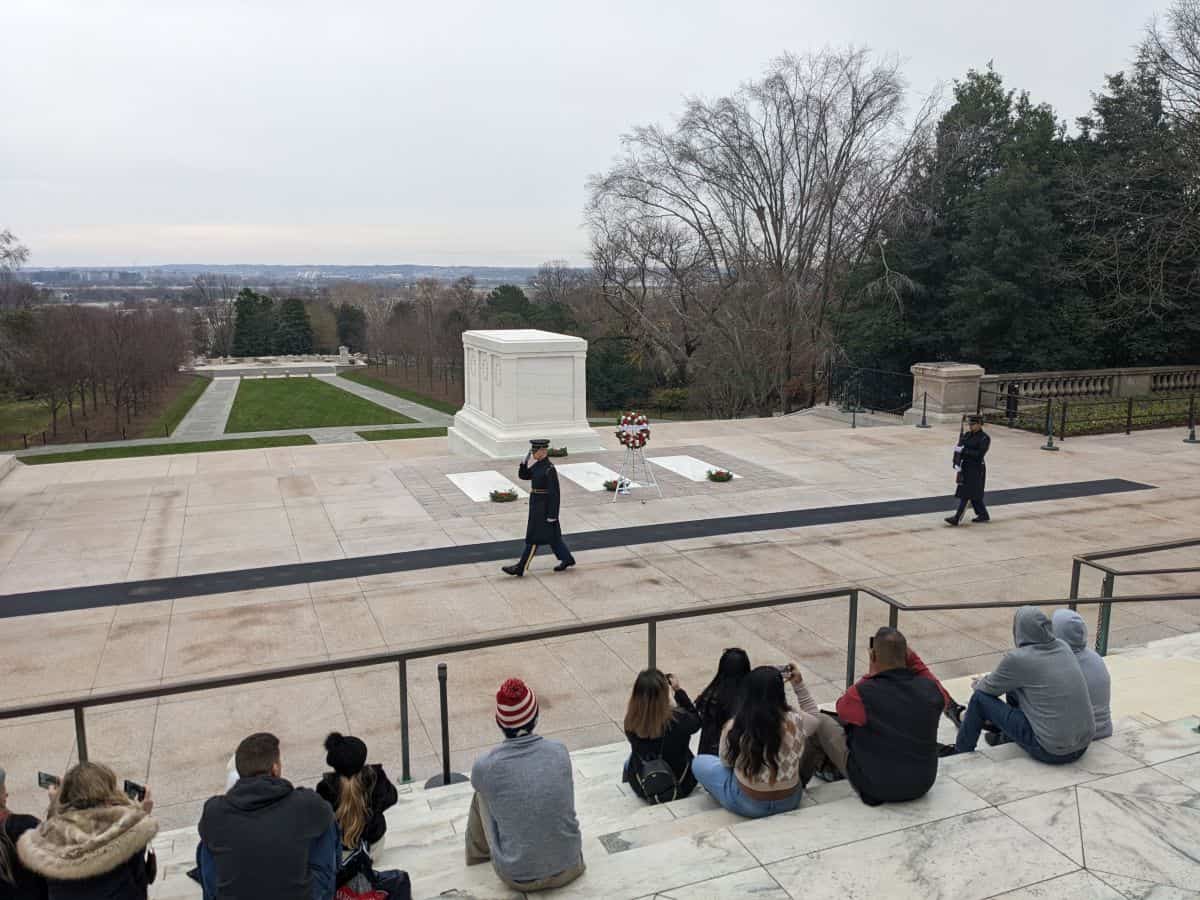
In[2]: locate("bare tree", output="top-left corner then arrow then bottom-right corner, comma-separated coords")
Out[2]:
1147,0 -> 1200,120
192,274 -> 238,357
589,49 -> 934,410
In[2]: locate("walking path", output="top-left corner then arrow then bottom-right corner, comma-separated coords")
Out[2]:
172,377 -> 238,440
0,478 -> 1150,618
12,374 -> 452,458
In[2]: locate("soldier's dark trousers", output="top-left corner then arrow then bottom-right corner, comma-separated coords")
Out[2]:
951,497 -> 989,523
515,537 -> 574,573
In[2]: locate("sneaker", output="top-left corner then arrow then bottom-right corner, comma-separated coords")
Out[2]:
944,516 -> 959,526
553,560 -> 575,572
501,564 -> 523,577
813,764 -> 845,783
938,743 -> 960,758
984,731 -> 1010,747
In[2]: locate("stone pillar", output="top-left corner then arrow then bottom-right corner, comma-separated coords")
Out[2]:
448,329 -> 606,458
903,362 -> 985,425
338,345 -> 350,365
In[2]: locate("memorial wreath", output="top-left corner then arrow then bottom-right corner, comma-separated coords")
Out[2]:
616,412 -> 650,449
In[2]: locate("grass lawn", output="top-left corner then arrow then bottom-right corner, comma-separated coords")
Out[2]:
141,375 -> 211,438
20,435 -> 316,465
340,371 -> 459,415
225,378 -> 415,433
0,398 -> 50,437
356,427 -> 448,441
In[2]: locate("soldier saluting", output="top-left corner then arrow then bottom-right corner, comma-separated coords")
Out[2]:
502,439 -> 576,576
945,415 -> 991,526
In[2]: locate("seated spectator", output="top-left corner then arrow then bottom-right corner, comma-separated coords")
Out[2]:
953,606 -> 1094,763
692,664 -> 846,819
198,732 -> 337,900
831,628 -> 945,805
16,763 -> 156,900
1052,609 -> 1113,739
622,669 -> 701,803
316,732 -> 399,854
1,766 -> 48,900
694,648 -> 751,756
466,678 -> 584,892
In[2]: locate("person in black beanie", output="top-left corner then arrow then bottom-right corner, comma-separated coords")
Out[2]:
316,734 -> 398,855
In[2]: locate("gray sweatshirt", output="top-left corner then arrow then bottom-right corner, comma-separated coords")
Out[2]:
1052,609 -> 1113,739
975,607 -> 1095,756
470,733 -> 582,884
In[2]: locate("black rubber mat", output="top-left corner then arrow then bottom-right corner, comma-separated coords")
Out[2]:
0,478 -> 1152,619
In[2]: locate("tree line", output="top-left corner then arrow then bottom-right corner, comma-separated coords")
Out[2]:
0,305 -> 190,437
191,284 -> 368,358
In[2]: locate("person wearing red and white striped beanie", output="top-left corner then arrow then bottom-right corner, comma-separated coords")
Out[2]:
495,678 -> 539,734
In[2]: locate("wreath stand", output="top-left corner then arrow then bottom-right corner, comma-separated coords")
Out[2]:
613,443 -> 662,502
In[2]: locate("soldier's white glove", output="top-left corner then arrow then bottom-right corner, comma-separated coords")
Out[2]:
954,445 -> 963,453
547,518 -> 557,523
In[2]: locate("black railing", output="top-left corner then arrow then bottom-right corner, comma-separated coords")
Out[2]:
978,387 -> 1200,442
827,365 -> 913,417
2,537 -> 1197,786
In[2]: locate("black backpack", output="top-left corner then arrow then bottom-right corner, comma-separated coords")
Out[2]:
631,738 -> 679,804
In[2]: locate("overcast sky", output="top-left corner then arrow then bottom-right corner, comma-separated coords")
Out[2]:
2,0 -> 1164,267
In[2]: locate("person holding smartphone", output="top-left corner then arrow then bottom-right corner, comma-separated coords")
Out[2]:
1,765 -> 48,900
502,439 -> 576,577
16,762 -> 157,899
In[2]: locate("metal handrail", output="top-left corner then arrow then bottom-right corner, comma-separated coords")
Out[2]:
4,568 -> 1199,784
1069,537 -> 1200,655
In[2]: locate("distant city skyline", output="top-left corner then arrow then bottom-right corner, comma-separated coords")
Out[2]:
3,0 -> 1164,267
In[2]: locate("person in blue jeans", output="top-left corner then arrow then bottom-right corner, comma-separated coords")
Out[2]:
953,607 -> 1094,764
692,664 -> 846,818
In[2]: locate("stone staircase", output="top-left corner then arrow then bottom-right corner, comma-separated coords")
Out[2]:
148,632 -> 1200,899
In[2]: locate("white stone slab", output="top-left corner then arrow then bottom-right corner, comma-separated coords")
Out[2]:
648,455 -> 741,482
991,871 -> 1124,899
1079,787 -> 1200,890
767,807 -> 1077,900
939,740 -> 1141,805
999,787 -> 1083,864
732,776 -> 989,864
1094,872 -> 1199,899
1155,751 -> 1200,793
557,462 -> 637,492
445,470 -> 528,502
662,868 -> 790,899
1105,718 -> 1200,766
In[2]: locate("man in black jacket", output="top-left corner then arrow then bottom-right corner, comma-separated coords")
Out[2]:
503,438 -> 575,576
198,733 -> 338,900
946,416 -> 991,525
832,628 -> 945,806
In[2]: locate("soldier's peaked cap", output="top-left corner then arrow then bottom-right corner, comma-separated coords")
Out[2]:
530,438 -> 551,449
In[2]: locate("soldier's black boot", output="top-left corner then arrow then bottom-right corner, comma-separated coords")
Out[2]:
502,564 -> 523,577
553,560 -> 575,572
944,516 -> 959,526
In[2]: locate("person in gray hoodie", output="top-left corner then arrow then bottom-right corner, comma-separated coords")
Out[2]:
1052,609 -> 1113,739
953,606 -> 1094,763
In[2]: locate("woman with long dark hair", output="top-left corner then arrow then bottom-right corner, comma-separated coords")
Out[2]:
621,669 -> 701,803
694,648 -> 752,756
691,664 -> 822,818
317,733 -> 399,854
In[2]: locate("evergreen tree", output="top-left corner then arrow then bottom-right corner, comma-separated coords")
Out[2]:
231,288 -> 276,356
335,303 -> 368,351
275,297 -> 314,354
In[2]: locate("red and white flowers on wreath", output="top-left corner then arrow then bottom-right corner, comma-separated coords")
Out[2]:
616,412 -> 650,449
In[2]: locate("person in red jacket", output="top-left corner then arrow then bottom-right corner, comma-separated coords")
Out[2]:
831,628 -> 947,805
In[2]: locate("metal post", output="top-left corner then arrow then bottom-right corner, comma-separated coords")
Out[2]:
845,590 -> 859,688
916,392 -> 930,429
1096,573 -> 1115,656
1068,559 -> 1081,612
1185,395 -> 1198,444
1040,400 -> 1058,451
41,431 -> 46,445
851,406 -> 857,429
1059,401 -> 1068,443
397,658 -> 411,784
647,620 -> 657,671
74,707 -> 89,763
22,434 -> 27,449
888,605 -> 898,630
1125,397 -> 1134,435
424,662 -> 468,788
84,428 -> 88,443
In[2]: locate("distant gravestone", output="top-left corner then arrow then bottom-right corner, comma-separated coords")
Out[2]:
338,345 -> 350,365
448,329 -> 605,458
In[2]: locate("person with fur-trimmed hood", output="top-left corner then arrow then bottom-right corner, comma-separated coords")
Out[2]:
17,762 -> 157,900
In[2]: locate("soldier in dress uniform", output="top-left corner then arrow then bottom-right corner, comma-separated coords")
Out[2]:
945,415 -> 991,526
502,438 -> 576,576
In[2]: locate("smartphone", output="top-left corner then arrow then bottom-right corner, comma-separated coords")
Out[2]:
123,779 -> 146,803
37,771 -> 60,789
775,664 -> 793,676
